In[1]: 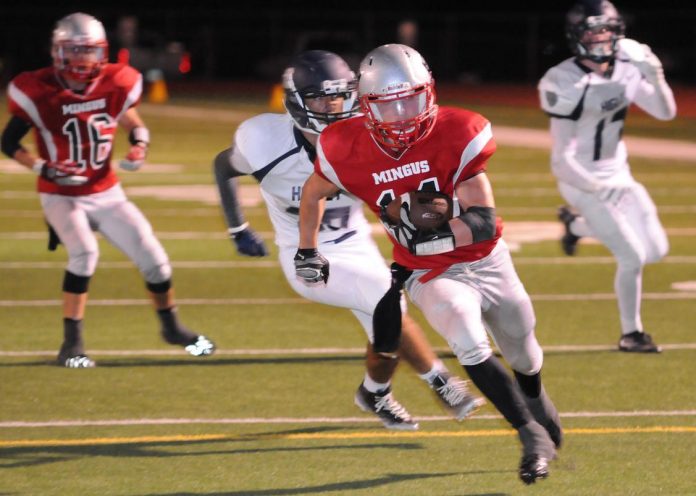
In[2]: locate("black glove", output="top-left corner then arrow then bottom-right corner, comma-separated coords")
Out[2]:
294,248 -> 329,286
232,228 -> 268,257
382,195 -> 455,256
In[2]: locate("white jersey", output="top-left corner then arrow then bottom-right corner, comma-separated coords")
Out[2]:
230,113 -> 372,249
538,57 -> 646,182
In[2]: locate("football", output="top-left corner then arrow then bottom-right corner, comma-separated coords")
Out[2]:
385,191 -> 453,230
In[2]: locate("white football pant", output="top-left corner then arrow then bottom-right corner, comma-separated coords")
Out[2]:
41,184 -> 172,283
559,178 -> 668,334
405,239 -> 543,374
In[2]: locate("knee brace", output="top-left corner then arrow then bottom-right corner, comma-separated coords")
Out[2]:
63,271 -> 91,294
146,279 -> 171,294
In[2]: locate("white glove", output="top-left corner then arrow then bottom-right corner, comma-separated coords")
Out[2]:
594,178 -> 632,204
618,38 -> 664,83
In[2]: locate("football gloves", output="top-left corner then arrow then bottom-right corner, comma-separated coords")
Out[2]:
382,192 -> 455,256
294,248 -> 329,286
119,143 -> 148,171
619,39 -> 665,84
35,160 -> 88,186
232,228 -> 268,257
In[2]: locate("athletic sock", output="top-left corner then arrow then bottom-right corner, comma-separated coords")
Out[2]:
465,356 -> 532,428
418,359 -> 448,385
363,373 -> 390,394
514,370 -> 542,399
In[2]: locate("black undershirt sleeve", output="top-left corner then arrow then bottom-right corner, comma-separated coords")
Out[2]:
1,115 -> 32,159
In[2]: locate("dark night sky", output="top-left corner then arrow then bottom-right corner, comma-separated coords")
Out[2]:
2,1 -> 695,83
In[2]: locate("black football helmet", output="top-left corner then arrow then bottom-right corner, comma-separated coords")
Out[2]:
282,50 -> 358,134
566,0 -> 625,63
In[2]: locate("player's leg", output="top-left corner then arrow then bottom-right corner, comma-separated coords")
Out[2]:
407,265 -> 555,483
624,182 -> 669,263
480,240 -> 562,448
94,189 -> 214,356
41,194 -> 98,368
565,184 -> 659,351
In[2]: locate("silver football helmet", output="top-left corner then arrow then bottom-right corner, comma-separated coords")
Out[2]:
358,44 -> 437,149
52,12 -> 108,84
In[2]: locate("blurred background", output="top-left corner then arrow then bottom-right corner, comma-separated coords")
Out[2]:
1,1 -> 695,92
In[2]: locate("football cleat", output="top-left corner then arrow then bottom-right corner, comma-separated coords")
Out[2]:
523,387 -> 563,448
184,335 -> 216,356
518,421 -> 555,484
354,383 -> 419,431
162,328 -> 216,356
618,330 -> 662,353
430,372 -> 485,421
557,206 -> 581,256
59,354 -> 96,368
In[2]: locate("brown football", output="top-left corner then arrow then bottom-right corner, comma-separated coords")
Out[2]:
385,191 -> 453,230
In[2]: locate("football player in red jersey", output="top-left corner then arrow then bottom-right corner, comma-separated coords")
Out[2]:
0,13 -> 215,367
297,44 -> 561,484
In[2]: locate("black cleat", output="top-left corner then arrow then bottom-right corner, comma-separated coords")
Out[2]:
162,329 -> 216,356
519,455 -> 550,485
354,384 -> 419,431
619,330 -> 662,353
558,206 -> 580,256
58,342 -> 95,368
518,421 -> 555,484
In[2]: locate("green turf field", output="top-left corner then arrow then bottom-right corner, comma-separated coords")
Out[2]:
1,94 -> 695,495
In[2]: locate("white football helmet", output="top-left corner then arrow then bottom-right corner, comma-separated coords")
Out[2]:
358,44 -> 437,150
52,12 -> 108,84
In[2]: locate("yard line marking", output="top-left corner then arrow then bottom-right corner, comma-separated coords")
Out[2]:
2,426 -> 696,447
2,292 -> 696,307
2,343 -> 696,358
3,256 -> 696,269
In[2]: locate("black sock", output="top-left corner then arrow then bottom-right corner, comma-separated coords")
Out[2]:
157,307 -> 196,343
465,356 -> 532,429
62,318 -> 84,346
514,370 -> 542,399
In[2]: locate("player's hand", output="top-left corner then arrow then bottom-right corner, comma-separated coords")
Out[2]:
294,248 -> 329,286
383,193 -> 420,252
232,228 -> 268,257
37,160 -> 88,186
119,143 -> 147,171
619,38 -> 664,83
595,179 -> 632,204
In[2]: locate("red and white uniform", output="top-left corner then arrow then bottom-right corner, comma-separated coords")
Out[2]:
316,107 -> 542,370
7,65 -> 170,282
8,64 -> 141,196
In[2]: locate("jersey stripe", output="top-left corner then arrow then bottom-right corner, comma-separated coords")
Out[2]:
316,140 -> 349,192
452,122 -> 493,186
8,82 -> 59,161
252,145 -> 302,183
115,73 -> 143,121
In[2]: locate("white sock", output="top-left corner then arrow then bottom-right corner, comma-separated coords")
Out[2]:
363,373 -> 390,393
418,359 -> 448,385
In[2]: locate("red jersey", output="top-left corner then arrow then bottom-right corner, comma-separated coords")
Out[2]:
316,106 -> 502,271
7,64 -> 142,196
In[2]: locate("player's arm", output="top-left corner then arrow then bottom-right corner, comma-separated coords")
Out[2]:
449,172 -> 496,247
295,172 -> 338,285
213,146 -> 267,257
549,118 -> 607,193
117,107 -> 150,171
1,115 -> 86,185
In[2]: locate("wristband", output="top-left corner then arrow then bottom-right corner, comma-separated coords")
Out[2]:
228,222 -> 249,235
32,159 -> 46,175
129,127 -> 150,146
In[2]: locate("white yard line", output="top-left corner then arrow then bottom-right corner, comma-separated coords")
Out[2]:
2,343 -> 695,358
2,409 -> 696,429
2,256 -> 696,269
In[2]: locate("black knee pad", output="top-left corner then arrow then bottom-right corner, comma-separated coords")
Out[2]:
146,279 -> 171,294
62,271 -> 90,294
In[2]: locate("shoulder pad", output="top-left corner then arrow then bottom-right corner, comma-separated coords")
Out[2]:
538,60 -> 589,118
234,113 -> 295,172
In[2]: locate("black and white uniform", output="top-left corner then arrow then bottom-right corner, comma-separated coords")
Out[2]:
538,42 -> 676,334
227,113 -> 394,341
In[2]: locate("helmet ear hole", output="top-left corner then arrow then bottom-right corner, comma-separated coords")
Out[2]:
282,50 -> 358,135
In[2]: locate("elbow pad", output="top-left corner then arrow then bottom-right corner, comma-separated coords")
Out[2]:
458,206 -> 496,243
